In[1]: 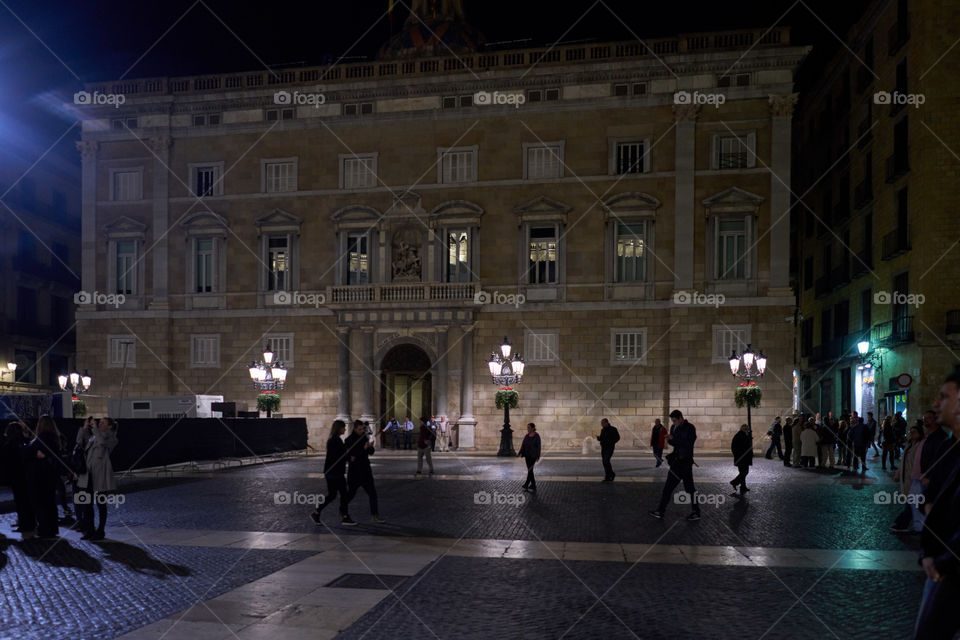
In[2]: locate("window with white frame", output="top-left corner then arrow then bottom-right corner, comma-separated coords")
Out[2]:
111,169 -> 142,201
194,237 -> 216,293
263,159 -> 297,193
107,335 -> 136,367
528,225 -> 558,284
713,132 -> 756,169
190,334 -> 220,367
115,239 -> 137,295
191,164 -> 223,197
340,154 -> 377,189
265,107 -> 294,121
346,232 -> 369,284
716,218 -> 747,280
524,142 -> 563,179
264,333 -> 293,367
615,221 -> 646,282
447,229 -> 470,282
712,325 -> 751,363
613,140 -> 649,174
611,329 -> 647,365
525,330 -> 559,364
266,236 -> 289,291
438,147 -> 477,184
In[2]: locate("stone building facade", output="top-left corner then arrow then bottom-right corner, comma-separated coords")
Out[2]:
73,26 -> 808,451
794,0 -> 960,422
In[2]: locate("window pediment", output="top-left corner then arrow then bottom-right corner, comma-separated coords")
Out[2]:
602,192 -> 660,221
332,205 -> 381,230
430,200 -> 484,227
181,211 -> 229,236
702,187 -> 764,215
256,209 -> 302,234
103,215 -> 148,237
514,195 -> 572,224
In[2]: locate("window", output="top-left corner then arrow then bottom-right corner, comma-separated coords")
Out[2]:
528,226 -> 557,284
447,229 -> 470,282
861,289 -> 872,331
611,329 -> 647,365
111,169 -> 142,201
265,333 -> 293,367
14,349 -> 37,384
801,318 -> 814,357
265,107 -> 294,121
116,240 -> 137,295
190,334 -> 220,367
613,140 -> 649,174
527,87 -> 561,102
821,309 -> 832,345
438,147 -> 477,183
343,102 -> 374,116
195,238 -> 215,293
718,73 -> 751,88
346,233 -> 369,284
191,163 -> 223,197
111,117 -> 138,130
266,236 -> 289,291
193,113 -> 221,126
712,325 -> 751,363
523,142 -> 563,179
804,256 -> 814,291
17,231 -> 36,264
525,330 -> 558,364
613,82 -> 647,97
262,159 -> 297,193
442,95 -> 474,109
16,287 -> 36,326
340,154 -> 377,189
615,222 -> 646,282
716,218 -> 747,280
107,335 -> 136,367
713,133 -> 756,169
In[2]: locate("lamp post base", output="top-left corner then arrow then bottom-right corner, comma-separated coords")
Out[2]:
497,425 -> 515,456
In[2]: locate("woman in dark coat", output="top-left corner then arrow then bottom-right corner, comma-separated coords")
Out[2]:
310,420 -> 355,526
23,416 -> 65,539
729,423 -> 753,496
344,420 -> 384,523
2,421 -> 34,540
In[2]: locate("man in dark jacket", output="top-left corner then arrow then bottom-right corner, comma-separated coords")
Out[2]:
849,418 -> 871,473
893,411 -> 908,462
345,420 -> 384,523
782,417 -> 794,467
730,423 -> 753,496
650,419 -> 667,467
765,417 -> 783,460
597,418 -> 620,482
518,423 -> 541,492
650,410 -> 700,521
914,369 -> 960,638
311,420 -> 355,526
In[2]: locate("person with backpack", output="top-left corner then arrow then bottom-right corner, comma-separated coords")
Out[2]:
650,418 -> 667,467
597,418 -> 621,482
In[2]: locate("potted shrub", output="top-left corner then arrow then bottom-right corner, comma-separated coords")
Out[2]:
256,391 -> 281,417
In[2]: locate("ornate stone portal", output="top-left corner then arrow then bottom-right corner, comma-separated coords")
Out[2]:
391,227 -> 422,282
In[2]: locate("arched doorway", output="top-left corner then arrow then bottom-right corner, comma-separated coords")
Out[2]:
380,344 -> 432,427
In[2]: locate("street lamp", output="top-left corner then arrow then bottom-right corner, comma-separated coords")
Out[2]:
248,346 -> 288,391
729,344 -> 766,433
488,337 -> 525,456
58,369 -> 92,395
856,339 -> 883,373
0,362 -> 17,382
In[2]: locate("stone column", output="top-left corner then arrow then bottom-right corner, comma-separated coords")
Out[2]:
672,103 -> 699,291
147,136 -> 172,308
435,326 -> 449,418
335,327 -> 351,423
458,324 -> 476,448
76,140 -> 98,296
768,94 -> 798,295
359,326 -> 376,425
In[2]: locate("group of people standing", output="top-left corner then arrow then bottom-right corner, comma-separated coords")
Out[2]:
382,415 -> 451,452
1,415 -> 118,541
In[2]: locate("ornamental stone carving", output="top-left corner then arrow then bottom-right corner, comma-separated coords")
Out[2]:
768,93 -> 798,118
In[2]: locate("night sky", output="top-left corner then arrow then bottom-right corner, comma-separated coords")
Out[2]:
0,0 -> 870,176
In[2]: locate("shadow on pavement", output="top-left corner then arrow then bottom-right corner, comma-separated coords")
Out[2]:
17,538 -> 103,573
91,540 -> 191,578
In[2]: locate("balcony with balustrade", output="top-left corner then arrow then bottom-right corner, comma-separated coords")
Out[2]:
326,282 -> 479,307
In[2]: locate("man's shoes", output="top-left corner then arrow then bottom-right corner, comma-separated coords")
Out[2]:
648,510 -> 664,519
741,486 -> 750,494
88,530 -> 105,541
890,467 -> 897,472
373,515 -> 386,523
862,466 -> 869,471
890,524 -> 911,533
686,512 -> 701,521
730,491 -> 740,497
729,479 -> 738,488
341,516 -> 357,526
655,462 -> 662,467
602,478 -> 612,482
309,511 -> 322,526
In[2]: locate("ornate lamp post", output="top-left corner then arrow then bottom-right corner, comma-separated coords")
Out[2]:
58,369 -> 92,395
249,346 -> 288,417
729,344 -> 766,433
856,340 -> 884,372
0,362 -> 17,383
487,337 -> 525,457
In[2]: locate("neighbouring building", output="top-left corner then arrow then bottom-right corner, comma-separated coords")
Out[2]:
794,0 -> 960,423
73,3 -> 809,450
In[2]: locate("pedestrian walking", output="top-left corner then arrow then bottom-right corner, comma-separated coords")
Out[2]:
800,421 -> 818,468
865,412 -> 880,458
782,417 -> 794,467
913,369 -> 960,638
518,423 -> 540,493
82,417 -> 119,540
310,420 -> 355,526
764,417 -> 783,460
649,410 -> 700,521
345,420 -> 384,523
2,421 -> 33,540
849,416 -> 871,474
415,417 -> 436,476
729,423 -> 753,496
402,416 -> 415,450
650,418 -> 667,467
597,418 -> 620,482
881,416 -> 898,471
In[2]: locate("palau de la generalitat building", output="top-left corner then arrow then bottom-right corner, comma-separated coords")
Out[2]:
70,9 -> 811,451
